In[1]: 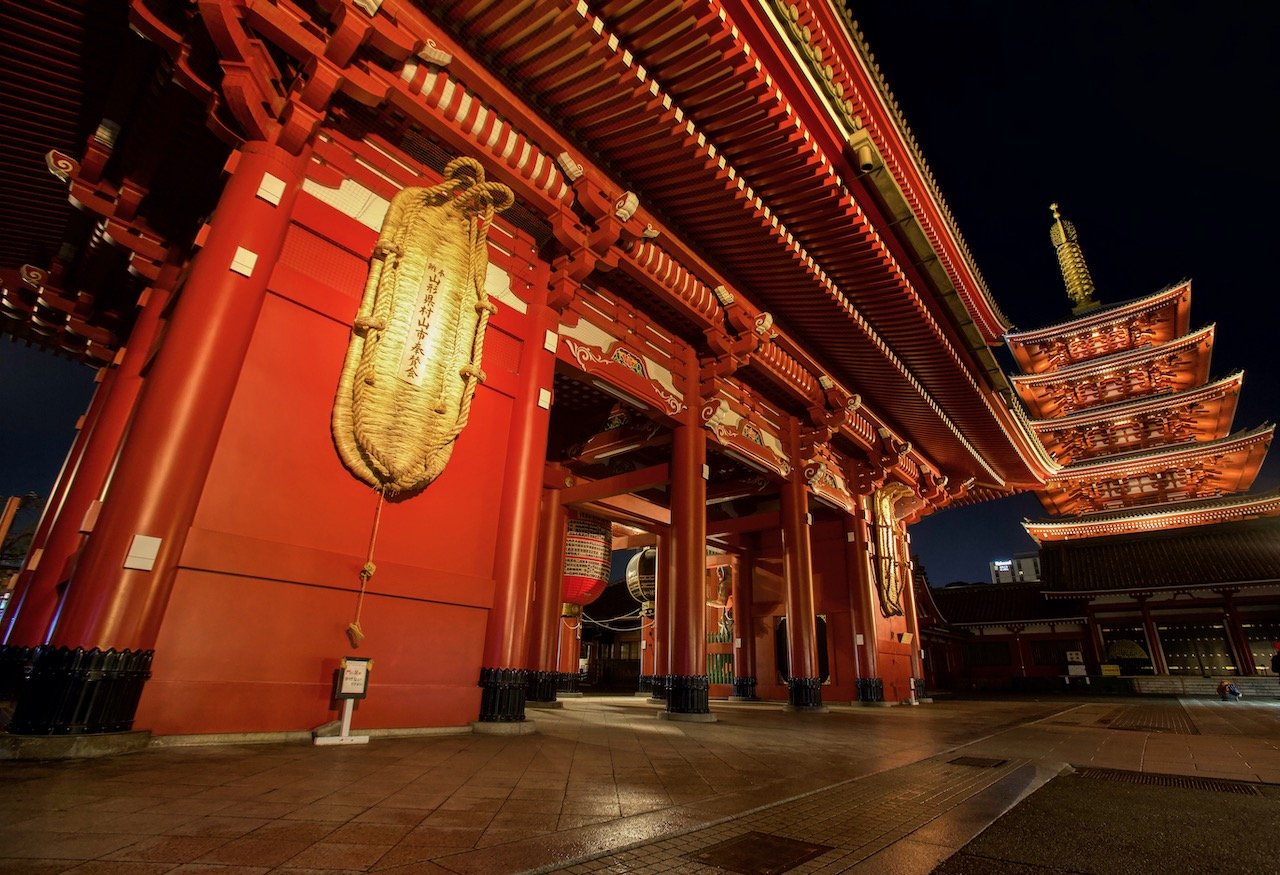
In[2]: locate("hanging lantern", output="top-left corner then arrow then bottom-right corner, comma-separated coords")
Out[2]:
562,511 -> 610,607
625,547 -> 657,616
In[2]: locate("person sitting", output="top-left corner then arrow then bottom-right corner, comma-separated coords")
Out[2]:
1217,679 -> 1243,702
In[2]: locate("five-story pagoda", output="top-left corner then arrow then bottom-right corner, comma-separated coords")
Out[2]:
1005,205 -> 1278,679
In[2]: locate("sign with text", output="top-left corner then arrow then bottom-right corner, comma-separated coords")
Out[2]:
336,657 -> 372,700
1100,664 -> 1121,677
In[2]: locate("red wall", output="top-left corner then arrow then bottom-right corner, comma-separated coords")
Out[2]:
135,187 -> 541,734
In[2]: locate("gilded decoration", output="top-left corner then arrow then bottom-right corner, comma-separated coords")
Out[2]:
332,157 -> 513,497
562,337 -> 683,416
872,482 -> 913,617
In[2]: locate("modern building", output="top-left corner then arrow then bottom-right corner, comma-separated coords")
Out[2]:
0,1 -> 1060,739
989,552 -> 1039,584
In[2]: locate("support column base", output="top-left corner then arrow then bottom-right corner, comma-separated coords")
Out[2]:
471,720 -> 537,736
657,710 -> 717,723
645,674 -> 669,704
0,729 -> 151,760
477,667 -> 527,723
855,676 -> 885,703
666,674 -> 710,715
787,677 -> 824,710
525,670 -> 559,703
555,671 -> 580,694
5,646 -> 153,735
731,676 -> 757,700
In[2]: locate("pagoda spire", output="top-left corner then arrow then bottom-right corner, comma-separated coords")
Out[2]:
1049,203 -> 1101,314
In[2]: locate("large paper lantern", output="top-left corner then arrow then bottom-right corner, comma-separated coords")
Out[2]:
625,547 -> 657,616
562,511 -> 610,607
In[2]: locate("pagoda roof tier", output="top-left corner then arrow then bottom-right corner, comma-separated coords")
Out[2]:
1011,325 -> 1214,419
1005,281 -> 1191,375
1039,514 -> 1280,595
1025,488 -> 1280,543
1027,372 -> 1243,466
1038,424 -> 1274,516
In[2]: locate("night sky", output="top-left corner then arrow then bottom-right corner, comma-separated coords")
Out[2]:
3,3 -> 1278,584
851,1 -> 1280,584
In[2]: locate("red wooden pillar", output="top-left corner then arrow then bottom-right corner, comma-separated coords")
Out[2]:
11,141 -> 310,736
477,294 -> 558,723
50,141 -> 309,654
2,367 -> 112,646
639,611 -> 656,692
901,530 -> 924,700
664,361 -> 709,717
526,487 -> 566,702
1085,609 -> 1105,669
1221,592 -> 1255,675
556,613 -> 582,694
11,280 -> 172,647
846,505 -> 879,699
650,529 -> 672,702
1137,597 -> 1168,675
730,547 -> 757,700
781,420 -> 822,710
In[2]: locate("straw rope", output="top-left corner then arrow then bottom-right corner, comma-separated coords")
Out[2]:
332,157 -> 513,497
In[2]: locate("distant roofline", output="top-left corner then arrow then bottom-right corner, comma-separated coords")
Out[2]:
1043,578 -> 1280,598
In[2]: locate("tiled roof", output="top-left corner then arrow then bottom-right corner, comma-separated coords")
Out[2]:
926,581 -> 1085,627
1039,515 -> 1280,593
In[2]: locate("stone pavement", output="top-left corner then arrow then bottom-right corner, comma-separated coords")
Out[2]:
0,694 -> 1276,874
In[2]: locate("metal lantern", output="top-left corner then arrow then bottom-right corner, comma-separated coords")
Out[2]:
625,547 -> 657,616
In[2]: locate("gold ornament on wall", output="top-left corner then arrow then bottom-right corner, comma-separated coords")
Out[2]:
332,157 -> 513,497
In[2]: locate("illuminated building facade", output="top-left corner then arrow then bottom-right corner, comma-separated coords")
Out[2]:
0,1 -> 1052,738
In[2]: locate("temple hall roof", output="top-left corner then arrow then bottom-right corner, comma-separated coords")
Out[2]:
1039,514 -> 1280,594
926,581 -> 1085,627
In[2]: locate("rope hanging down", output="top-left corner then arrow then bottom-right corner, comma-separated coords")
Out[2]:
347,489 -> 385,648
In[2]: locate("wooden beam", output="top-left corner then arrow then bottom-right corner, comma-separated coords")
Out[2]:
707,510 -> 780,537
559,464 -> 670,505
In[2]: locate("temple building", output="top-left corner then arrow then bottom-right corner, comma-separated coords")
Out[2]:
918,207 -> 1279,692
0,1 -> 1061,740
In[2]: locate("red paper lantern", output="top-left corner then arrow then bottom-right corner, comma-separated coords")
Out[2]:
562,512 -> 610,606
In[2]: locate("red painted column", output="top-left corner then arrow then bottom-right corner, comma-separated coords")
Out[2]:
1137,597 -> 1168,675
1221,593 -> 1255,675
477,293 -> 558,721
525,487 -> 566,701
651,529 -> 672,701
639,612 -> 656,686
665,361 -> 708,717
848,505 -> 879,687
780,420 -> 822,710
901,529 -> 924,699
49,141 -> 311,652
556,613 -> 581,693
730,547 -> 757,699
12,280 -> 173,647
1085,609 -> 1105,669
2,367 -> 112,645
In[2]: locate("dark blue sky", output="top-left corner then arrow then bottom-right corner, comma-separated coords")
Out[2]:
4,4 -> 1278,586
853,1 -> 1280,583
